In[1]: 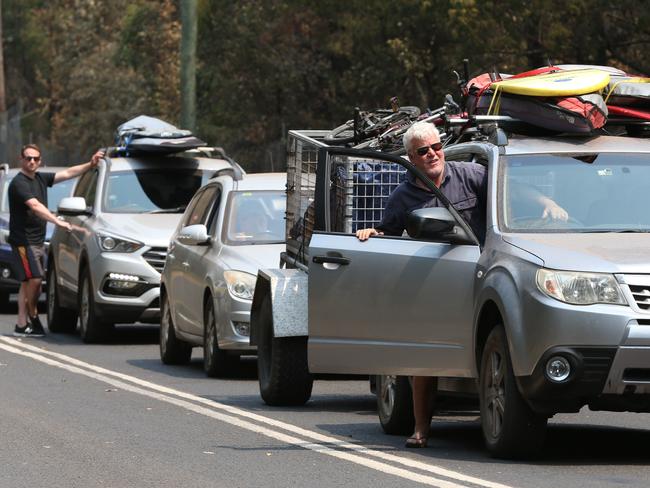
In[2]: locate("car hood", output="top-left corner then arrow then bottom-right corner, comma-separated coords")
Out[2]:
503,233 -> 650,273
97,213 -> 182,248
219,243 -> 285,274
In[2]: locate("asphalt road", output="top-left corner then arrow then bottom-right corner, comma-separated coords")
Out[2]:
2,308 -> 650,488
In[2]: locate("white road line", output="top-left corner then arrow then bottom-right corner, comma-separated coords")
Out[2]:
0,337 -> 511,488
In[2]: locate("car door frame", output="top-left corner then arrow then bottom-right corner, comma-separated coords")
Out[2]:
307,145 -> 493,377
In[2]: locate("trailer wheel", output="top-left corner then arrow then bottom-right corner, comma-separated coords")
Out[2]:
257,293 -> 313,406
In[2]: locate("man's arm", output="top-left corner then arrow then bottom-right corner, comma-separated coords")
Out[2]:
515,184 -> 569,221
25,198 -> 72,231
53,150 -> 104,184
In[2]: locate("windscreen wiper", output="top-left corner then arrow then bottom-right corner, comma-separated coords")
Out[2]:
148,206 -> 187,214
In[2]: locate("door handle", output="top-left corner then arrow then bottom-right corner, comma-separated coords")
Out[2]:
312,255 -> 350,265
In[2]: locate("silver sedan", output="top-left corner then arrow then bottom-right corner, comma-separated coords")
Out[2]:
160,172 -> 286,376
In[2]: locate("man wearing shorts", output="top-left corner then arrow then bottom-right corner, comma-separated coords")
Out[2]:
9,144 -> 104,336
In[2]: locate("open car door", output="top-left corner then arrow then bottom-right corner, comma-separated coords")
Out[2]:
307,146 -> 486,377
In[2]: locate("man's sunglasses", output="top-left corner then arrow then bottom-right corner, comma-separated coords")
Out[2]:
415,142 -> 443,156
23,156 -> 41,162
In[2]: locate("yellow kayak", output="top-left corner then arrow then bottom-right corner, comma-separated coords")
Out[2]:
491,69 -> 610,96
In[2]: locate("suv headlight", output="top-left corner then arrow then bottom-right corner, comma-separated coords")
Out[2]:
97,232 -> 143,253
536,268 -> 627,306
223,271 -> 256,300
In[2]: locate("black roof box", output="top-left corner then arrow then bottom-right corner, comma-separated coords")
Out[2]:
114,115 -> 206,155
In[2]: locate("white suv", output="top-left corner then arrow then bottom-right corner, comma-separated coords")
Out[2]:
46,148 -> 239,342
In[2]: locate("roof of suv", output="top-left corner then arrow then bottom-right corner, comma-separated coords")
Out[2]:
503,134 -> 650,156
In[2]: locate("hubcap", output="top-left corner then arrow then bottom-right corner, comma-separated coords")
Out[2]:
47,270 -> 56,320
161,301 -> 170,353
205,307 -> 216,367
378,375 -> 397,417
80,277 -> 89,331
485,349 -> 506,439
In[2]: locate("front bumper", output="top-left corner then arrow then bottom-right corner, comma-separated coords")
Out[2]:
518,319 -> 650,415
91,252 -> 162,324
217,295 -> 255,353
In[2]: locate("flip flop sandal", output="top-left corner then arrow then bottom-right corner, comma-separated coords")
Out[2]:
405,436 -> 428,448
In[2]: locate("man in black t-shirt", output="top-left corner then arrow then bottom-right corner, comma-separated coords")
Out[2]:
9,144 -> 104,337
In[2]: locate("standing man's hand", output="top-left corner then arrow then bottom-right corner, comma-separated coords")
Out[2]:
90,150 -> 105,168
57,219 -> 73,233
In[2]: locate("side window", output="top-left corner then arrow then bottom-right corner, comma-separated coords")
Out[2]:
73,169 -> 99,209
181,186 -> 217,228
73,171 -> 92,198
206,186 -> 222,235
329,157 -> 407,234
84,170 -> 99,209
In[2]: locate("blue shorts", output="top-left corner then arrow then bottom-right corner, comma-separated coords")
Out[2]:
10,244 -> 46,281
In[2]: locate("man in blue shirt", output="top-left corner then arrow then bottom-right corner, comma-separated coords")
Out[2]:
356,121 -> 567,448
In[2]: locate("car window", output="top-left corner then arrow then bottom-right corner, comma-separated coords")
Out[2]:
206,186 -> 222,235
103,168 -> 213,214
501,153 -> 650,232
223,190 -> 285,245
47,177 -> 77,211
0,174 -> 11,212
181,186 -> 217,227
327,157 -> 407,234
73,169 -> 98,209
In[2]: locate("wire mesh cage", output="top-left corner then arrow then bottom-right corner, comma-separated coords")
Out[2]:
285,130 -> 407,267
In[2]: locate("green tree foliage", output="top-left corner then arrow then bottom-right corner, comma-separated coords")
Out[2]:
2,0 -> 650,167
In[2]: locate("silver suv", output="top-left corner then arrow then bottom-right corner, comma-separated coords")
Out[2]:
46,149 -> 238,342
252,129 -> 650,458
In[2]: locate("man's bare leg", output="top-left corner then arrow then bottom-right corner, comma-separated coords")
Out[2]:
25,278 -> 42,319
406,376 -> 436,447
17,281 -> 29,326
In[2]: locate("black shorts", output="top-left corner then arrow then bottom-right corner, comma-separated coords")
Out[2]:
10,244 -> 46,281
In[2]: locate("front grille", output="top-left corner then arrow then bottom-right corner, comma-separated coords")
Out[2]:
143,247 -> 167,274
628,284 -> 650,310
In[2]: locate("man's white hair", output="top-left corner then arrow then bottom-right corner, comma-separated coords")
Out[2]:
402,122 -> 440,153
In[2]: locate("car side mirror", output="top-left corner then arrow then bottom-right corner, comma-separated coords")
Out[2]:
406,207 -> 475,245
178,224 -> 211,246
58,197 -> 90,216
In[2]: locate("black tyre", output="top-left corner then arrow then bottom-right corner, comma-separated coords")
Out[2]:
377,375 -> 415,435
257,293 -> 313,406
159,292 -> 192,365
46,264 -> 78,333
204,298 -> 238,377
78,268 -> 111,343
479,325 -> 547,459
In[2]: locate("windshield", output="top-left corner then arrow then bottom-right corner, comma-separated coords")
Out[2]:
1,173 -> 75,212
224,190 -> 286,245
501,153 -> 650,232
103,168 -> 214,213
